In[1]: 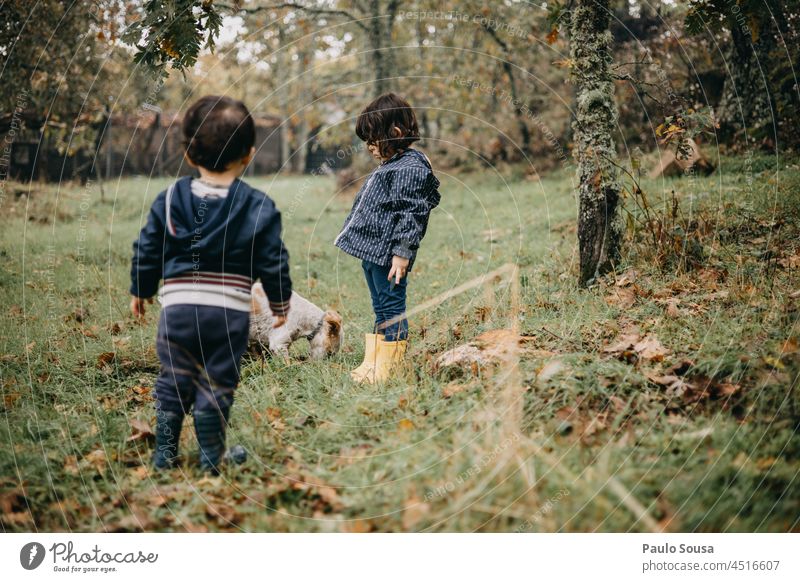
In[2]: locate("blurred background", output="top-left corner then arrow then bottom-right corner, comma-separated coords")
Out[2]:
2,0 -> 797,186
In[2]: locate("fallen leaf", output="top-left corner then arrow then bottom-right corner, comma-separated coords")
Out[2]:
398,418 -> 415,430
602,333 -> 640,355
633,335 -> 669,361
666,359 -> 694,376
644,372 -> 682,387
0,488 -> 27,516
96,351 -> 116,368
615,269 -> 638,287
127,418 -> 154,443
70,308 -> 89,323
537,359 -> 565,382
3,392 -> 22,409
341,519 -> 373,533
763,355 -> 785,370
80,449 -> 108,474
665,298 -> 682,318
205,501 -> 241,526
64,455 -> 79,476
402,497 -> 431,530
605,287 -> 636,309
442,382 -> 466,398
781,337 -> 799,355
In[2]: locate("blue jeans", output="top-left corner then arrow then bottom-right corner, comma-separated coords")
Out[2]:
362,260 -> 408,341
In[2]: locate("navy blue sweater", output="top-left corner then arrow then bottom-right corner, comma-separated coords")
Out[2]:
130,176 -> 292,314
335,148 -> 441,269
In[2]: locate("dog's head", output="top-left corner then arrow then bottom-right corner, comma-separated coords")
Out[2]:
309,310 -> 343,359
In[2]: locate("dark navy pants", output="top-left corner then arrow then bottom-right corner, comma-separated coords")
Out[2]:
154,305 -> 250,416
362,260 -> 408,341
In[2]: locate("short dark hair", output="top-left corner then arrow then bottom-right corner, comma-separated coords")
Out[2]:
355,93 -> 420,158
182,95 -> 256,171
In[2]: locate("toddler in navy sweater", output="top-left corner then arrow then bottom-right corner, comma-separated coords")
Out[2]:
130,96 -> 292,473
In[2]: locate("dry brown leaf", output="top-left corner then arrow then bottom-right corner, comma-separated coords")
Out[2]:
402,497 -> 431,531
716,382 -> 741,397
205,501 -> 241,526
602,333 -> 640,355
127,418 -> 154,443
0,488 -> 27,516
615,269 -> 638,287
605,286 -> 636,309
64,455 -> 79,476
645,372 -> 682,387
128,466 -> 150,480
633,335 -> 670,361
398,418 -> 415,430
436,328 -> 522,374
781,337 -> 799,355
537,359 -> 565,382
82,449 -> 108,474
3,392 -> 22,409
582,414 -> 607,438
336,444 -> 371,466
665,298 -> 682,318
96,351 -> 116,368
442,382 -> 467,398
341,519 -> 373,533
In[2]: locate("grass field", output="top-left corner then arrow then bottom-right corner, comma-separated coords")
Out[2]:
1,157 -> 799,532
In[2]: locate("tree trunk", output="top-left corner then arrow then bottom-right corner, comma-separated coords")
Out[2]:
368,0 -> 398,96
277,26 -> 291,171
717,11 -> 782,146
570,0 -> 622,286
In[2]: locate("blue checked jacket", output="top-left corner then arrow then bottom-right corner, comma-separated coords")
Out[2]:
334,148 -> 441,269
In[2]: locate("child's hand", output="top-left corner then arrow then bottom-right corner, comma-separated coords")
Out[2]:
272,314 -> 287,328
130,295 -> 153,318
388,255 -> 410,285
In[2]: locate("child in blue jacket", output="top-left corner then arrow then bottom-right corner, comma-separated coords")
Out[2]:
335,93 -> 440,383
130,96 -> 292,473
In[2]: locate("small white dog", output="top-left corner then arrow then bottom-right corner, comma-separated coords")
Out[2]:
249,282 -> 343,359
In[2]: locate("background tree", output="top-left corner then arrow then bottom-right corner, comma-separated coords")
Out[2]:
685,0 -> 800,149
0,0 -> 131,180
569,0 -> 622,286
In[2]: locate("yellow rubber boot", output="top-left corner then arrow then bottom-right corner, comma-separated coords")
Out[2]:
367,338 -> 408,384
350,334 -> 382,382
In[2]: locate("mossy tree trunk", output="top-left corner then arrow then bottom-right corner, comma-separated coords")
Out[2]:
570,0 -> 622,286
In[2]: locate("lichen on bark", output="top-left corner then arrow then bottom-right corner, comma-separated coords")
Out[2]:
570,0 -> 622,286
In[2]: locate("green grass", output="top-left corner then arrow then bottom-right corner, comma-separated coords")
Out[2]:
1,158 -> 798,532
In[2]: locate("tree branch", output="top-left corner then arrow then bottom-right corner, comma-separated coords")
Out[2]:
216,1 -> 369,31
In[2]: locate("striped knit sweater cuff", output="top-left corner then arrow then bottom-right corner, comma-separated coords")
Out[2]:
269,300 -> 291,317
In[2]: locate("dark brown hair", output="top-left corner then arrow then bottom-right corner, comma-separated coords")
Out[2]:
355,93 -> 420,158
182,95 -> 255,171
